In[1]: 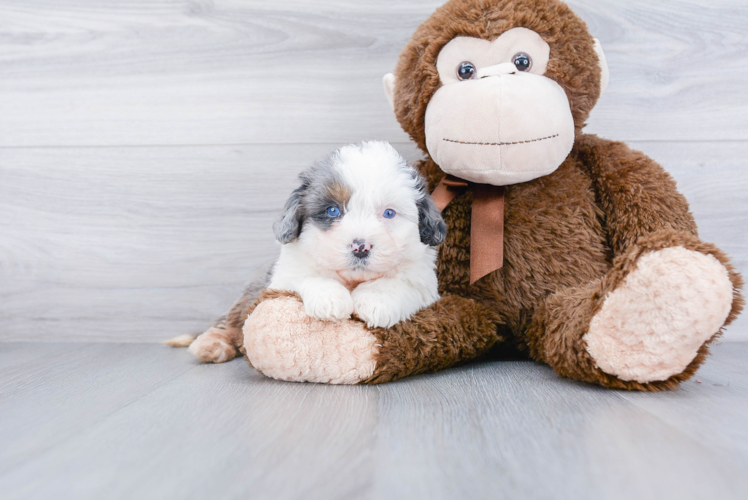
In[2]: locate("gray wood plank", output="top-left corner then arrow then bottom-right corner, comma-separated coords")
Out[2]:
373,344 -> 748,500
0,343 -> 197,474
0,344 -> 379,500
1,141 -> 745,342
1,343 -> 747,499
619,342 -> 748,468
0,0 -> 745,147
0,343 -> 79,370
576,0 -> 748,142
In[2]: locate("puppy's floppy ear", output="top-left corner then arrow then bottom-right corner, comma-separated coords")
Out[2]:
415,178 -> 447,247
273,176 -> 308,244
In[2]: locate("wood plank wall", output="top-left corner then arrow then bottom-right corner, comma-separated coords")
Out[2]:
1,0 -> 746,342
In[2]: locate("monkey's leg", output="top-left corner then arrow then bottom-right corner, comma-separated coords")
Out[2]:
526,229 -> 743,391
243,291 -> 503,384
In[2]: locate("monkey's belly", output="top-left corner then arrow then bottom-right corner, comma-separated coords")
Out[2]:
438,159 -> 612,329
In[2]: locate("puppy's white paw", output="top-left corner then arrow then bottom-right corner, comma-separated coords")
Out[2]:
352,286 -> 405,329
302,282 -> 354,322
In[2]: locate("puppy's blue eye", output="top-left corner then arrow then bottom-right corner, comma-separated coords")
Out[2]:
326,207 -> 341,217
383,209 -> 396,219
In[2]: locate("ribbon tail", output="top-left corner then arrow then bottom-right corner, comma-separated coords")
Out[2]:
470,185 -> 505,285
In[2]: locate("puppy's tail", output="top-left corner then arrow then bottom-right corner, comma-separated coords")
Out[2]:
162,334 -> 197,348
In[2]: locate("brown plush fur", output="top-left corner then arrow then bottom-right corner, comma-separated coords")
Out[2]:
365,294 -> 503,384
241,0 -> 743,390
525,228 -> 744,391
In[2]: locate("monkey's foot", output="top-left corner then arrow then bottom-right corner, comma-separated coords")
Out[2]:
188,327 -> 238,363
584,247 -> 733,383
244,295 -> 378,384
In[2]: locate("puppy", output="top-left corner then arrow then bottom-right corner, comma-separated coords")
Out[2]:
269,141 -> 446,328
179,141 -> 446,363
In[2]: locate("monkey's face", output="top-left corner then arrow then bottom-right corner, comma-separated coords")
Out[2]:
384,14 -> 609,187
424,28 -> 575,185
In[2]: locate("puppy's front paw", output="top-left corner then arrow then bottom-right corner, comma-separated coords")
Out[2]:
352,287 -> 404,329
303,283 -> 354,321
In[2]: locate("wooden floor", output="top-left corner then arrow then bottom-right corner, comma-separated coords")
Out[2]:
0,341 -> 746,500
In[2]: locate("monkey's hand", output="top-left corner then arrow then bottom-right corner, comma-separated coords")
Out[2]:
243,291 -> 378,384
243,290 -> 501,385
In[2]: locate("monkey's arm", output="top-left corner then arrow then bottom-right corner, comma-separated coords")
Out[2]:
574,134 -> 699,254
364,294 -> 501,383
575,134 -> 741,332
242,290 -> 502,384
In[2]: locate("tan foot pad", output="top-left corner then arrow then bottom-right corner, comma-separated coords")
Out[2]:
244,296 -> 378,384
585,247 -> 733,383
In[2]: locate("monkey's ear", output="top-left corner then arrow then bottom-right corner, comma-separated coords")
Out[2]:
383,73 -> 396,110
273,181 -> 307,244
593,39 -> 610,95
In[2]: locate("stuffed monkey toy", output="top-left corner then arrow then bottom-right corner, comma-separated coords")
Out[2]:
190,0 -> 743,391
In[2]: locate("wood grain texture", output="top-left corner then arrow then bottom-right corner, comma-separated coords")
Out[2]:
0,344 -> 196,474
620,344 -> 748,469
1,140 -> 746,342
0,0 -> 746,147
373,348 -> 748,500
0,342 -> 747,499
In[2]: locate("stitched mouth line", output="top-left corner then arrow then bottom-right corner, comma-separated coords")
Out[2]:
443,134 -> 559,146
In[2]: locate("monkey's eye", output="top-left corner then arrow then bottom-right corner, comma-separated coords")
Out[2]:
456,61 -> 477,81
326,207 -> 341,217
512,53 -> 532,72
383,208 -> 396,219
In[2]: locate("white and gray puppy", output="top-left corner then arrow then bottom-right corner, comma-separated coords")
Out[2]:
269,141 -> 446,328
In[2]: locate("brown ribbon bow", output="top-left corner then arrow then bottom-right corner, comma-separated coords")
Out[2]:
431,175 -> 505,285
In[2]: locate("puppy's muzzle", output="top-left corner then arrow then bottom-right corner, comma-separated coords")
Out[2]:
350,239 -> 372,259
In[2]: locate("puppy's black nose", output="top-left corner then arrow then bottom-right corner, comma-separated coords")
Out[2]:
350,239 -> 372,259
